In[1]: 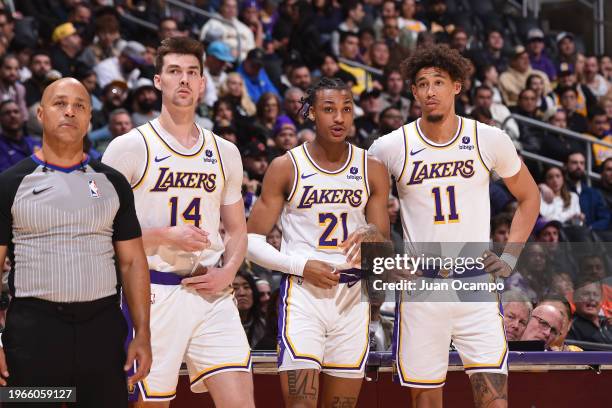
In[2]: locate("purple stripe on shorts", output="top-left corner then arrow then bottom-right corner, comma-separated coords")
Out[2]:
149,270 -> 183,285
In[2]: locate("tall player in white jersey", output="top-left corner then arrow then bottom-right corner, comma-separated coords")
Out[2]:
369,45 -> 540,407
246,78 -> 390,408
102,37 -> 253,407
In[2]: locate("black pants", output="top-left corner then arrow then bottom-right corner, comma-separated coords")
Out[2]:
2,295 -> 128,408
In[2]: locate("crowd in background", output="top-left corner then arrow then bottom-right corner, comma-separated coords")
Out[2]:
0,0 -> 611,350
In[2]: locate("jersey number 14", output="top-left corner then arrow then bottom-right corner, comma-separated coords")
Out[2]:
169,197 -> 202,227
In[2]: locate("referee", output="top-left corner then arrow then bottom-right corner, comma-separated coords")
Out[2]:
0,78 -> 152,407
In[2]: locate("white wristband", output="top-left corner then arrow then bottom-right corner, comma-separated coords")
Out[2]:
500,253 -> 518,271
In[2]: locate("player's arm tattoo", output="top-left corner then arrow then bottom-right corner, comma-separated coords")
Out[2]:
287,370 -> 318,401
470,373 -> 508,408
330,396 -> 358,408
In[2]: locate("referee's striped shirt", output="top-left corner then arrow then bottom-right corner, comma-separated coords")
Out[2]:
0,155 -> 141,303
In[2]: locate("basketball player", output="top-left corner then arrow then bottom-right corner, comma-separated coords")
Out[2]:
246,77 -> 390,408
102,37 -> 253,407
369,45 -> 540,407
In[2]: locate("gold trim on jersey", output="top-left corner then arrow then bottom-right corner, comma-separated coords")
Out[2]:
302,142 -> 353,175
396,124 -> 410,183
473,119 -> 491,173
132,126 -> 151,190
208,129 -> 227,183
415,116 -> 464,149
286,150 -> 300,203
147,121 -> 206,158
362,148 -> 370,198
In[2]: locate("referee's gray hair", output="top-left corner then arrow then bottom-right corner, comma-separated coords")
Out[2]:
501,290 -> 533,314
109,108 -> 131,121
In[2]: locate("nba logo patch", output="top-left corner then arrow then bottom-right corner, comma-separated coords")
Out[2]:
462,136 -> 470,144
88,180 -> 100,198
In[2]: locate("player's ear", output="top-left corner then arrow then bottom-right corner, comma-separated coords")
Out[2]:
308,104 -> 315,122
453,81 -> 462,96
154,74 -> 162,91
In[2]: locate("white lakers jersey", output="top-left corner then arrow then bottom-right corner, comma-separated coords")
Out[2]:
102,118 -> 243,274
370,117 -> 521,243
280,143 -> 369,265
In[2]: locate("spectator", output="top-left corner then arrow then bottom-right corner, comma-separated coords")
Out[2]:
203,41 -> 235,108
520,304 -> 565,349
355,89 -> 383,147
288,1 -> 322,70
510,88 -> 544,152
556,64 -> 597,117
23,50 -> 52,108
406,96 -> 421,123
584,56 -> 609,99
199,0 -> 255,61
491,212 -> 513,244
0,54 -> 28,122
558,86 -> 588,134
49,22 -> 84,77
91,80 -> 128,131
474,30 -> 508,74
526,73 -> 556,120
568,279 -> 612,344
368,41 -> 391,83
555,32 -> 577,70
79,14 -> 124,68
499,45 -> 551,106
271,115 -> 297,156
379,107 -> 403,135
538,295 -> 579,351
501,290 -> 532,341
130,78 -> 159,128
526,28 -> 556,81
601,95 -> 612,129
91,108 -> 133,153
387,194 -> 403,249
539,165 -> 582,225
597,157 -> 612,209
288,64 -> 312,93
398,0 -> 427,37
577,254 -> 612,317
382,17 -> 410,67
232,269 -> 266,347
338,32 -> 371,95
369,295 -> 393,351
241,1 -> 265,49
284,87 -> 311,131
373,0 -> 399,38
0,100 -> 40,172
212,97 -> 237,128
475,64 -> 504,105
253,92 -> 281,142
94,41 -> 146,89
219,72 -> 257,118
256,279 -> 272,315
506,243 -> 550,303
158,17 -> 182,42
266,224 -> 282,251
533,218 -> 562,244
425,0 -> 457,41
380,67 -> 411,121
242,140 -> 270,182
600,55 -> 612,83
237,48 -> 279,103
330,0 -> 365,56
450,27 -> 469,56
319,53 -> 357,90
473,85 -> 520,145
587,107 -> 612,168
0,10 -> 15,48
540,109 -> 585,162
76,69 -> 102,111
565,151 -> 611,231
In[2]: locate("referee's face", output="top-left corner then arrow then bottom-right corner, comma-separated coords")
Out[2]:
38,78 -> 92,144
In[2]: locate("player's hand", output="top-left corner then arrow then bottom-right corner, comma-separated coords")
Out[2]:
167,225 -> 210,252
0,347 -> 9,386
124,331 -> 152,388
303,260 -> 339,289
482,250 -> 513,278
339,224 -> 381,268
182,267 -> 234,295
538,183 -> 554,203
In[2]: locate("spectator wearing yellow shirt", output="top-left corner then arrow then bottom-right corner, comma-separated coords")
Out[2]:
586,108 -> 612,168
338,31 -> 372,96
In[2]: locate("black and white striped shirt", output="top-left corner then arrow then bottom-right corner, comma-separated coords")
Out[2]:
0,155 -> 141,302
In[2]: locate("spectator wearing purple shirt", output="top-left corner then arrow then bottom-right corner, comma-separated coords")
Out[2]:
0,100 -> 40,172
527,29 -> 557,81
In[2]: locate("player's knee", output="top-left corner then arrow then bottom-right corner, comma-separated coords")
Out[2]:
411,387 -> 443,407
221,392 -> 255,408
